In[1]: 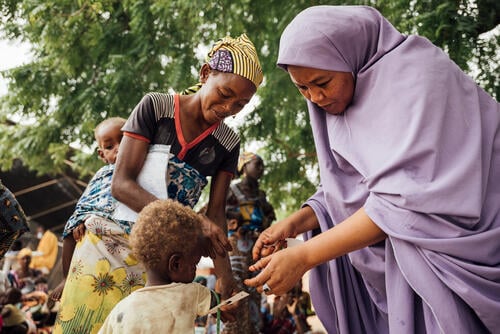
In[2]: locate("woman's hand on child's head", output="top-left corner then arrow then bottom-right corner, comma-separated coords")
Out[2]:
199,215 -> 232,258
72,224 -> 86,242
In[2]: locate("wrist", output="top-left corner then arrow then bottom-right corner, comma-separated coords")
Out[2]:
291,244 -> 314,273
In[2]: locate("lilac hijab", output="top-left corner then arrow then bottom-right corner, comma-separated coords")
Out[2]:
278,6 -> 500,334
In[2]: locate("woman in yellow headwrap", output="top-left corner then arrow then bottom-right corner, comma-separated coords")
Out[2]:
53,33 -> 263,334
224,152 -> 276,333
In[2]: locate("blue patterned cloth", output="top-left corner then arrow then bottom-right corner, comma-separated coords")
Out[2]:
63,164 -> 132,237
167,156 -> 207,208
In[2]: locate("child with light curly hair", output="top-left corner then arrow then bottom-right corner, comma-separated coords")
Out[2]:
99,199 -> 227,333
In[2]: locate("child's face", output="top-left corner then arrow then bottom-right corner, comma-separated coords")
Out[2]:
96,124 -> 123,164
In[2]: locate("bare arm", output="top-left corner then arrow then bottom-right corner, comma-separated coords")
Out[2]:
205,170 -> 235,298
111,136 -> 157,212
301,207 -> 386,266
282,205 -> 320,236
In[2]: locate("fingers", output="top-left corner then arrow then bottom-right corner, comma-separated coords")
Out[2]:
252,228 -> 285,261
211,232 -> 228,258
248,254 -> 273,273
244,256 -> 273,294
200,217 -> 231,258
205,239 -> 217,259
72,224 -> 86,241
252,232 -> 277,260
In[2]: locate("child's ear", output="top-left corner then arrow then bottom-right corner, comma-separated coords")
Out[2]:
97,149 -> 107,163
168,253 -> 182,273
227,218 -> 239,231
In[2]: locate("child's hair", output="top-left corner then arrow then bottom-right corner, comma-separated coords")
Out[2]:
93,117 -> 126,143
130,199 -> 203,270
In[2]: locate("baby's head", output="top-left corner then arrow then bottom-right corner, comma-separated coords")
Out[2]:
94,117 -> 126,164
130,200 -> 204,284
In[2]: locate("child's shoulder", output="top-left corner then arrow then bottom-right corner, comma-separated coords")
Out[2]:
89,164 -> 115,182
96,163 -> 115,174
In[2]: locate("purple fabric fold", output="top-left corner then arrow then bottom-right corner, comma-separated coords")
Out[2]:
280,5 -> 500,333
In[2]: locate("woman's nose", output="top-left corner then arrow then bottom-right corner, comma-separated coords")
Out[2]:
309,88 -> 325,104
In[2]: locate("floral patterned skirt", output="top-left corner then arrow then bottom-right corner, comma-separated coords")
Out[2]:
52,215 -> 146,334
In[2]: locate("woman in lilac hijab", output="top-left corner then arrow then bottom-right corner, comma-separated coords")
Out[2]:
244,5 -> 499,334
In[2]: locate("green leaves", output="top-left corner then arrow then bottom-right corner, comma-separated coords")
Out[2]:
0,0 -> 498,217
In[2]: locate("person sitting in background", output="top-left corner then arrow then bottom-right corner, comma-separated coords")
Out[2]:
99,200 -> 233,333
29,225 -> 58,275
8,249 -> 44,294
263,294 -> 296,334
0,287 -> 37,334
286,279 -> 313,334
1,304 -> 33,334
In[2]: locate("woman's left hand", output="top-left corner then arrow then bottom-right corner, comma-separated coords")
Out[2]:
244,246 -> 308,296
199,215 -> 232,259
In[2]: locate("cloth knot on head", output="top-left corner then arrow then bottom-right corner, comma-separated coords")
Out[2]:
238,151 -> 261,174
17,247 -> 32,259
206,34 -> 263,89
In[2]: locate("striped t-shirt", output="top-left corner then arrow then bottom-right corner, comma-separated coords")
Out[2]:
123,92 -> 240,177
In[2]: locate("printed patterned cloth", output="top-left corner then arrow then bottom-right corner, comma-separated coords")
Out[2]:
167,156 -> 207,208
53,215 -> 146,334
0,180 -> 29,258
63,164 -> 132,238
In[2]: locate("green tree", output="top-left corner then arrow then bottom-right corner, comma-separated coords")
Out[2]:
1,0 -> 498,218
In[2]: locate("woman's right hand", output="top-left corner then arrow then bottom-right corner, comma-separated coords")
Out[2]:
253,206 -> 319,261
252,220 -> 295,261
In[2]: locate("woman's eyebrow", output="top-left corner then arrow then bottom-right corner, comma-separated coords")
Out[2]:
310,75 -> 330,84
222,86 -> 251,103
221,87 -> 236,96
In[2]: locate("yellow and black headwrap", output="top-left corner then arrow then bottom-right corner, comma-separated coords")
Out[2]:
206,34 -> 263,89
237,151 -> 261,174
182,34 -> 263,95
